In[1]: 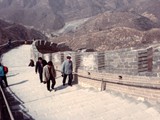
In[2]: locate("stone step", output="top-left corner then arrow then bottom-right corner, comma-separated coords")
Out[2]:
145,107 -> 160,119
128,110 -> 158,120
96,102 -> 146,120
26,90 -> 157,120
120,105 -> 160,120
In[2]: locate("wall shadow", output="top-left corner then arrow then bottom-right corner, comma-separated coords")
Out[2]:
9,80 -> 28,87
7,73 -> 20,78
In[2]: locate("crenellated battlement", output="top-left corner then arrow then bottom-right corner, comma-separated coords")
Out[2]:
31,40 -> 160,103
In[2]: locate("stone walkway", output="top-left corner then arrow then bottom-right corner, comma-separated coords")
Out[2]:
2,45 -> 160,120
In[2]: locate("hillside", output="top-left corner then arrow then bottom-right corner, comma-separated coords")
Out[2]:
1,0 -> 160,31
1,0 -> 160,51
0,19 -> 47,45
53,11 -> 160,51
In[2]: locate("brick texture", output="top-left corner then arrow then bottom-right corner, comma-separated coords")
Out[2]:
32,43 -> 160,103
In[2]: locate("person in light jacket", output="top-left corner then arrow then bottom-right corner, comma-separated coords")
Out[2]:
43,61 -> 56,91
61,55 -> 73,86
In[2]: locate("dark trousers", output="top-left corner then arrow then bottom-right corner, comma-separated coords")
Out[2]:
0,77 -> 3,87
39,72 -> 43,82
47,78 -> 56,90
0,76 -> 8,88
63,74 -> 73,85
3,75 -> 8,87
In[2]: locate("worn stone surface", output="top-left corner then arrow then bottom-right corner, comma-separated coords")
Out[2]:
2,45 -> 160,120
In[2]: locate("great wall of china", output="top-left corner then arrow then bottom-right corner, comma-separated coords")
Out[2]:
31,40 -> 160,104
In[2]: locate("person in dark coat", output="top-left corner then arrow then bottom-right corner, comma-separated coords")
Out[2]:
35,57 -> 47,83
28,59 -> 35,67
61,55 -> 73,86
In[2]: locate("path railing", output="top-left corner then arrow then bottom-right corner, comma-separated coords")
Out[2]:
0,40 -> 34,119
0,86 -> 14,120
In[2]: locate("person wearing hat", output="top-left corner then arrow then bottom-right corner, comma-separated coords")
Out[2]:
61,55 -> 73,86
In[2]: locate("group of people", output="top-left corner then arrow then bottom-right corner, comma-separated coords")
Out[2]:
35,55 -> 73,92
0,63 -> 8,88
0,55 -> 73,91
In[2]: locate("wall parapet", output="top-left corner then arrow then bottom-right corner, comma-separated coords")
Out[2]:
0,40 -> 33,61
31,41 -> 160,77
31,41 -> 160,104
77,69 -> 160,103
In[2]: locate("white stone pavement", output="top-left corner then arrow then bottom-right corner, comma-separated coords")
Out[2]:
2,45 -> 160,120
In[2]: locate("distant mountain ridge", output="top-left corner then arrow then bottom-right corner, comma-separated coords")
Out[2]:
1,0 -> 160,51
0,19 -> 47,45
53,11 -> 160,51
0,0 -> 159,31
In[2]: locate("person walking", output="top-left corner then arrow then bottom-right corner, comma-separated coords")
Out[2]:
43,61 -> 56,91
61,55 -> 73,86
0,63 -> 8,88
35,57 -> 47,83
3,65 -> 9,87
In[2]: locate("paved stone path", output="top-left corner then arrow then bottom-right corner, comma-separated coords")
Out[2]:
2,45 -> 160,120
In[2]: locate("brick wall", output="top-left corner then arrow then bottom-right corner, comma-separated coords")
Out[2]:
52,52 -> 63,70
77,69 -> 160,103
105,48 -> 138,75
32,42 -> 160,103
153,46 -> 160,77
